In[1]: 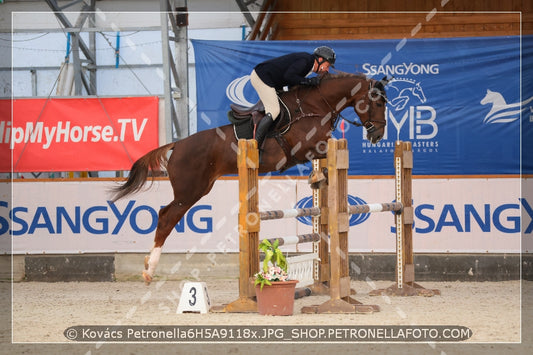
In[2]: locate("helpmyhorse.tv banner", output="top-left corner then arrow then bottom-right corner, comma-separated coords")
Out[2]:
192,36 -> 533,176
0,96 -> 159,172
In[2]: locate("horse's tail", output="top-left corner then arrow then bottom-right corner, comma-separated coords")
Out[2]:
110,142 -> 175,202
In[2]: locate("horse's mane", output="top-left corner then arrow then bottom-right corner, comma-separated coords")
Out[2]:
286,71 -> 369,94
321,71 -> 368,81
320,71 -> 388,101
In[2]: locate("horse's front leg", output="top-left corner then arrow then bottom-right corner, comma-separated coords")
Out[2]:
143,246 -> 162,284
142,200 -> 187,285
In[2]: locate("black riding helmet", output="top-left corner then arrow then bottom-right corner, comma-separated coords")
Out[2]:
313,46 -> 336,67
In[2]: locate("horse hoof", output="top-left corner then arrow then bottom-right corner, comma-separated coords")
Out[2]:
308,168 -> 328,189
142,271 -> 152,285
144,255 -> 150,270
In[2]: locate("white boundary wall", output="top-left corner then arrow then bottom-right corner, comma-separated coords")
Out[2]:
1,177 -> 529,254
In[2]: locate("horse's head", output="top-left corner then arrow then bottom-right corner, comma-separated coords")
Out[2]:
413,82 -> 427,103
303,72 -> 389,144
353,76 -> 389,144
480,89 -> 506,106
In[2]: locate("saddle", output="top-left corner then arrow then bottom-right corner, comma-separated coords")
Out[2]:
227,98 -> 291,140
227,97 -> 311,172
230,101 -> 265,118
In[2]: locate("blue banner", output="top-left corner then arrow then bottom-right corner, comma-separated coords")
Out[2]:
192,36 -> 533,175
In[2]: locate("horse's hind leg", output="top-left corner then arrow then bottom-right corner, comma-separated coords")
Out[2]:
142,200 -> 187,284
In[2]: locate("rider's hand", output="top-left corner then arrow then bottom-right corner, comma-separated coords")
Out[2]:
301,77 -> 320,86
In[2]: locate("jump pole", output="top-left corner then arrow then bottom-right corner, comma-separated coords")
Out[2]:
211,138 -> 437,314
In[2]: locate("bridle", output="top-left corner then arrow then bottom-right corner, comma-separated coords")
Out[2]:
316,78 -> 387,132
363,79 -> 388,134
273,76 -> 388,172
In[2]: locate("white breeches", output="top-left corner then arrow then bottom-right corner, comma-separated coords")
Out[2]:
250,70 -> 280,120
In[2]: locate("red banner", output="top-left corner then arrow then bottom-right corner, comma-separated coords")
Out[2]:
0,97 -> 159,172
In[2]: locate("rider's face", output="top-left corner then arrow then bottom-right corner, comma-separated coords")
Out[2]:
316,60 -> 331,74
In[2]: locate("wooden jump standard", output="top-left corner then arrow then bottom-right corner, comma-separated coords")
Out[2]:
211,138 -> 438,314
211,139 -> 330,313
302,139 -> 439,314
368,140 -> 440,297
300,138 -> 379,314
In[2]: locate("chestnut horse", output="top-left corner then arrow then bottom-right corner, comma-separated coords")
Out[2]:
111,72 -> 389,284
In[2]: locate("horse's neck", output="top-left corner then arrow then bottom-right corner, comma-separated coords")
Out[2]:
282,77 -> 365,113
281,87 -> 318,109
320,77 -> 365,108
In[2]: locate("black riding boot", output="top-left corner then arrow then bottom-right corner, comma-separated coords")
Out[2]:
254,113 -> 275,148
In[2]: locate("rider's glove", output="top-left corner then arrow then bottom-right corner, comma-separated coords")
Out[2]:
301,77 -> 320,86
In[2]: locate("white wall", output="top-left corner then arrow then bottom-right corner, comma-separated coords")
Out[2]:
5,178 -> 526,254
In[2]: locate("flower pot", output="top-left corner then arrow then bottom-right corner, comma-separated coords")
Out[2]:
255,280 -> 298,316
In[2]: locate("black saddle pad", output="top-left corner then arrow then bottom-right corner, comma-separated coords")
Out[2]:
227,111 -> 255,139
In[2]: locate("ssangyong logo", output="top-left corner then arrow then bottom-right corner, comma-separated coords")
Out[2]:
226,75 -> 255,107
362,62 -> 439,76
294,195 -> 370,226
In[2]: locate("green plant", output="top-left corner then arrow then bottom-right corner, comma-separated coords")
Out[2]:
254,239 -> 289,290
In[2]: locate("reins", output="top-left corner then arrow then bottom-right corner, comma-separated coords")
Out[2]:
315,83 -> 367,130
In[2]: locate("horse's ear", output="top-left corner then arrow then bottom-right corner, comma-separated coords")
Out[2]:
380,75 -> 393,85
374,75 -> 393,93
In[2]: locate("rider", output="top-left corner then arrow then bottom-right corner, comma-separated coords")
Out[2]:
250,46 -> 336,148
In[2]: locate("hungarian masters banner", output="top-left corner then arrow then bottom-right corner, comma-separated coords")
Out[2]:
192,36 -> 532,176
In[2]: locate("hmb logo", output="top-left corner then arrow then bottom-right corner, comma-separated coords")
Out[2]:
385,78 -> 438,141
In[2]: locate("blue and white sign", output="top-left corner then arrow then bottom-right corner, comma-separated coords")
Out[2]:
3,178 -> 528,254
192,35 -> 533,176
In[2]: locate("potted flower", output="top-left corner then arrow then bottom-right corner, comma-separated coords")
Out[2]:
254,239 -> 298,316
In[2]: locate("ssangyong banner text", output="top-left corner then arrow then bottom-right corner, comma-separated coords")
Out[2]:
0,97 -> 159,172
192,36 -> 533,176
3,178 -> 528,254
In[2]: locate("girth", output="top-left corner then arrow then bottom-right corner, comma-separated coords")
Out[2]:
272,134 -> 310,172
